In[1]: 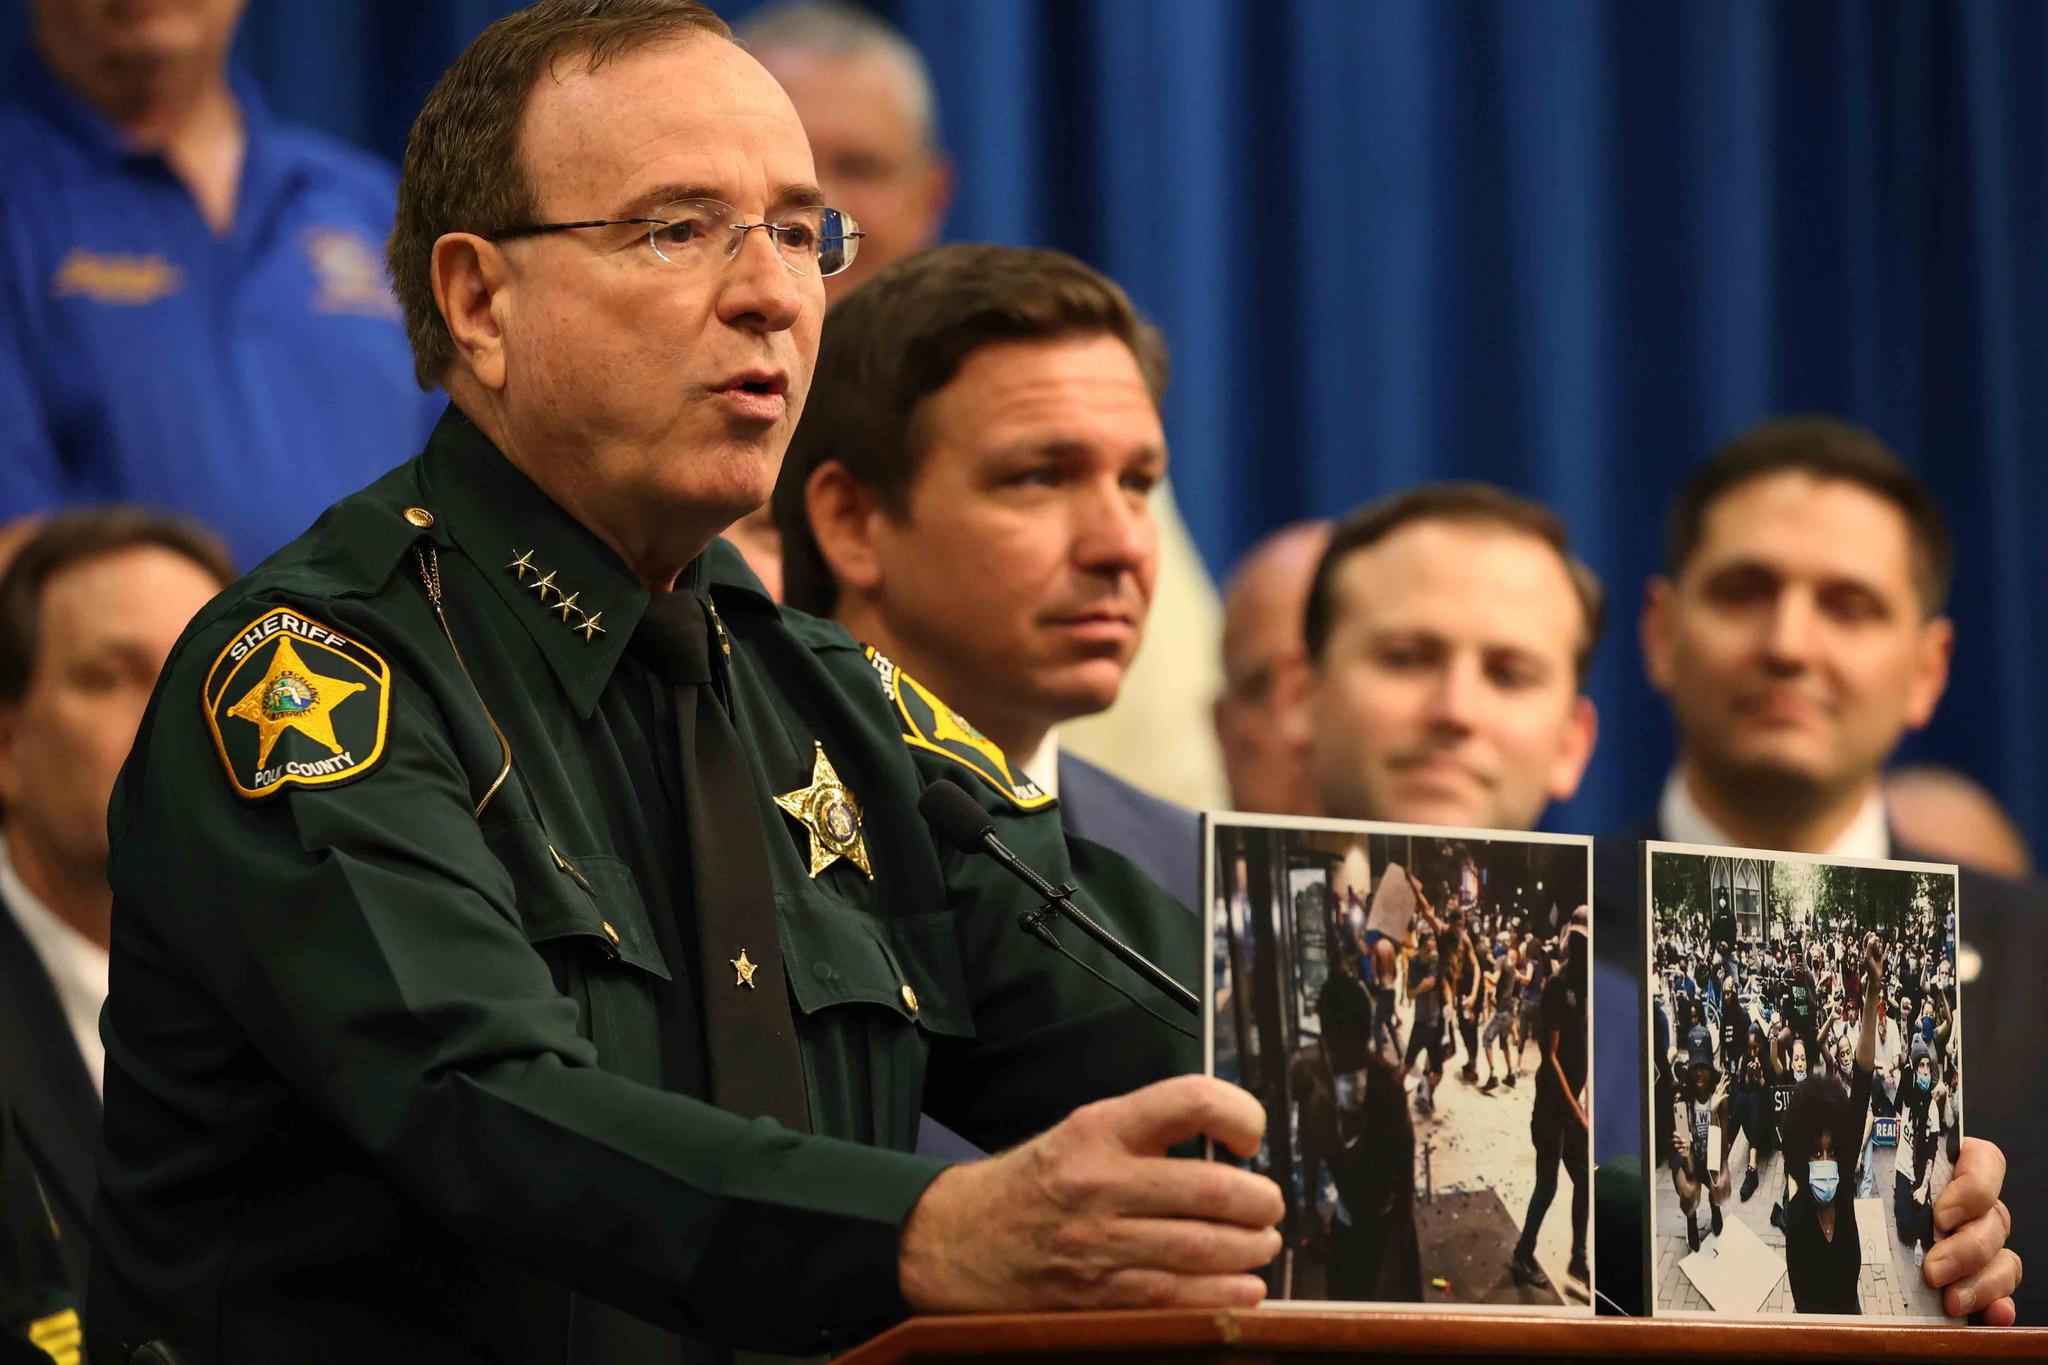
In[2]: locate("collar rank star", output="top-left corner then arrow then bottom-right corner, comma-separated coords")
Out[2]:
204,609 -> 391,799
507,549 -> 605,642
774,742 -> 873,880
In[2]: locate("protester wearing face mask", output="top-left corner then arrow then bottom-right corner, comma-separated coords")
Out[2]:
1780,1030 -> 1814,1086
1780,934 -> 1886,1312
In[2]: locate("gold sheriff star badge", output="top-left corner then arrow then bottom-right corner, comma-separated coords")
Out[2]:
225,635 -> 367,768
731,948 -> 759,988
774,742 -> 873,880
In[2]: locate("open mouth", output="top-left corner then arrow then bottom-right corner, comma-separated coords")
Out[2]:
717,370 -> 789,397
712,371 -> 790,421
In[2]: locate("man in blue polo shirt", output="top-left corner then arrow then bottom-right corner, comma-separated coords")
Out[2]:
0,0 -> 439,571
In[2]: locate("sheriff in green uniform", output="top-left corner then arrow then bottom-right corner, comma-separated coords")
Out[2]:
87,5 -> 1283,1363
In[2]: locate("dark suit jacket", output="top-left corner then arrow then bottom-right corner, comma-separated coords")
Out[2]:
1056,753 -> 1202,913
0,889 -> 98,1300
1593,817 -> 2048,1316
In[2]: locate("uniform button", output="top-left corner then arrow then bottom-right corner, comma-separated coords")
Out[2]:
900,984 -> 919,1014
403,506 -> 435,527
600,921 -> 621,945
813,960 -> 836,983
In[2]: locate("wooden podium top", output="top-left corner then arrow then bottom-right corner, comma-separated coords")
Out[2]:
838,1308 -> 2048,1364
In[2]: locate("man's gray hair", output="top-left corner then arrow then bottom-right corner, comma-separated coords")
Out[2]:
737,0 -> 939,148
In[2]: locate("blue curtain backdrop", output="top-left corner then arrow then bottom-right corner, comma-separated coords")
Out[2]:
7,1 -> 2044,847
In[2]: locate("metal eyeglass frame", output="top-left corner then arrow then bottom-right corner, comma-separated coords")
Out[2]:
488,199 -> 864,277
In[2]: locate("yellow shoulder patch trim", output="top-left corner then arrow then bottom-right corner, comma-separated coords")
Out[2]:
202,609 -> 391,801
28,1307 -> 81,1365
864,647 -> 1054,812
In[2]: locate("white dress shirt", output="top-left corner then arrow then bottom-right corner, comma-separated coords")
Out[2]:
0,836 -> 109,1093
1658,769 -> 1891,860
1018,730 -> 1062,801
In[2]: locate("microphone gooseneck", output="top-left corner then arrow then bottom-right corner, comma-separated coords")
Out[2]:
917,779 -> 1200,1019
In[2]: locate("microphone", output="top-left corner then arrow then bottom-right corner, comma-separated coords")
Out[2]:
918,779 -> 1199,1016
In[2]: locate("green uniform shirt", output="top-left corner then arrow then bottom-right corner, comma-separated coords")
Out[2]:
88,409 -> 1199,1364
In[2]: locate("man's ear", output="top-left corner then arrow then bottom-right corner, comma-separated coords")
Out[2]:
1546,695 -> 1599,804
915,154 -> 956,246
1902,615 -> 1955,731
431,232 -> 512,391
804,460 -> 885,600
1641,576 -> 1677,695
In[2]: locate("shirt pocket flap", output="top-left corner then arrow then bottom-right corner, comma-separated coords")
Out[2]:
484,821 -> 673,981
777,885 -> 973,1039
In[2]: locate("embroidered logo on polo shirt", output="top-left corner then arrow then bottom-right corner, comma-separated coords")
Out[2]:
50,249 -> 183,305
204,608 -> 391,799
862,645 -> 1053,812
303,226 -> 401,319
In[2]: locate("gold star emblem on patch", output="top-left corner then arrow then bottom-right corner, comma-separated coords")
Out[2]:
731,948 -> 759,988
774,741 -> 873,880
225,635 -> 367,768
931,704 -> 1016,781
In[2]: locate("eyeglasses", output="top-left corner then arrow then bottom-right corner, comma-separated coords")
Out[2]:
489,198 -> 864,277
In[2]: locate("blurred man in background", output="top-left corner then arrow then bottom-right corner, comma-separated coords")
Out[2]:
1214,520 -> 1329,816
776,242 -> 1199,910
0,509 -> 233,1321
1593,416 -> 2032,1317
1301,484 -> 1601,835
0,0 -> 439,567
1634,418 -> 1956,861
740,0 -> 952,305
723,0 -> 956,595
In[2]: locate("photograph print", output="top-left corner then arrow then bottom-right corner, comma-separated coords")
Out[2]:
1644,842 -> 1963,1321
1207,812 -> 1593,1312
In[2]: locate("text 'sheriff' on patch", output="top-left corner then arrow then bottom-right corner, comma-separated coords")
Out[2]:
202,608 -> 392,800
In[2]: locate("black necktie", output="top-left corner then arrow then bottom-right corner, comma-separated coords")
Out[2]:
633,588 -> 811,1133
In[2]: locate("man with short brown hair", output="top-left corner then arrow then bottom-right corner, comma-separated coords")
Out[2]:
0,507 -> 232,1317
1301,482 -> 1604,834
774,241 -> 1196,908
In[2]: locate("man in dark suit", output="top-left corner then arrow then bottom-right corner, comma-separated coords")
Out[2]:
1593,416 -> 2031,1319
772,243 -> 1198,911
0,509 -> 232,1310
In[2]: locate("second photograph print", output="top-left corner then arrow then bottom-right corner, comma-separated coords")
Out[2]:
1208,814 -> 1594,1312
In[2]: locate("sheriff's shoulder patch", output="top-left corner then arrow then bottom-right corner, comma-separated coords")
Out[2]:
863,646 -> 1054,812
203,608 -> 391,800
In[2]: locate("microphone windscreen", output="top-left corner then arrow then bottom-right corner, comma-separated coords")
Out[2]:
918,778 -> 996,852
